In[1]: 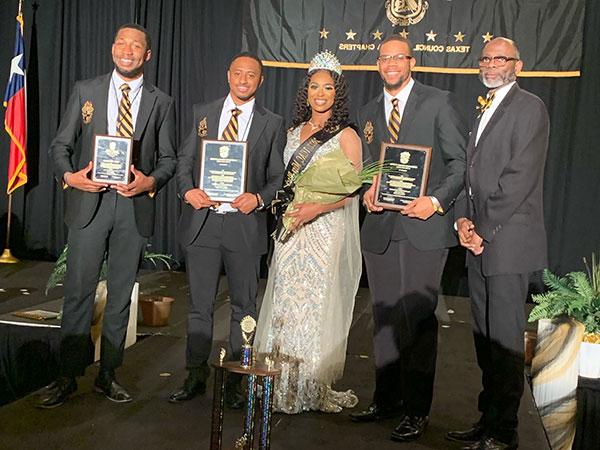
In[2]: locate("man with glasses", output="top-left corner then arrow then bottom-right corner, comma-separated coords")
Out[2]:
448,37 -> 549,450
350,34 -> 467,444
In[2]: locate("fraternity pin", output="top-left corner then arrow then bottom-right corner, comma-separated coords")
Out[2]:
197,117 -> 208,137
81,101 -> 94,124
364,120 -> 374,144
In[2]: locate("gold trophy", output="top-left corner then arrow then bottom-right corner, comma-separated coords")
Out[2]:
240,315 -> 256,368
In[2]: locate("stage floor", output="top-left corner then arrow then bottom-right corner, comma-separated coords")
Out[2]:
0,262 -> 549,450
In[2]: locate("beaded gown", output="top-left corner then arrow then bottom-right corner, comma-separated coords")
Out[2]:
255,126 -> 361,414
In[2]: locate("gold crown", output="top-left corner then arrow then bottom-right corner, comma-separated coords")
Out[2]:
308,50 -> 342,75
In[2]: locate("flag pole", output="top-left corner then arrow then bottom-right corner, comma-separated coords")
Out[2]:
0,193 -> 19,263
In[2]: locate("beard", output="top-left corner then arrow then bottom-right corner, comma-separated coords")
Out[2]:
382,76 -> 407,92
115,64 -> 143,80
479,70 -> 516,89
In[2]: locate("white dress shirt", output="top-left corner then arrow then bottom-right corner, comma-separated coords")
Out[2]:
215,95 -> 256,212
107,70 -> 144,136
383,77 -> 415,125
475,81 -> 516,146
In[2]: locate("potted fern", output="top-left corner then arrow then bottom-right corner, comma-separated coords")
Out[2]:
529,253 -> 600,342
528,254 -> 600,450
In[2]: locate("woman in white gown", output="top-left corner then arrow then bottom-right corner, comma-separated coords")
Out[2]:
255,51 -> 362,414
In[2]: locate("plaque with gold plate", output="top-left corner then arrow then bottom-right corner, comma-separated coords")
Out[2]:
92,134 -> 133,184
374,143 -> 432,210
199,139 -> 248,203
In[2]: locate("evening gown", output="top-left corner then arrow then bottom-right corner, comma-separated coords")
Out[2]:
255,126 -> 361,414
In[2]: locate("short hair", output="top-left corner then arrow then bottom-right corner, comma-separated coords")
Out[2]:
379,34 -> 413,56
115,23 -> 152,51
229,52 -> 264,76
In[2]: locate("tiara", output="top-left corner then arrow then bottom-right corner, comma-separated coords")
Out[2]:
308,50 -> 342,75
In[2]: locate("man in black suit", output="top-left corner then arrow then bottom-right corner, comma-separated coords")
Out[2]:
349,35 -> 467,443
448,37 -> 549,450
169,53 -> 284,406
39,24 -> 176,408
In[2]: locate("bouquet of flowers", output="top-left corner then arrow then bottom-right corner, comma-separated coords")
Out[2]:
273,149 -> 386,242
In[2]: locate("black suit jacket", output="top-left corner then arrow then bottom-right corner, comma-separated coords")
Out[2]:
50,73 -> 177,237
176,97 -> 285,255
358,80 -> 467,253
464,83 -> 549,276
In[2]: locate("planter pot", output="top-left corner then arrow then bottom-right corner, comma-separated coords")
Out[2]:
139,296 -> 174,327
531,317 -> 585,450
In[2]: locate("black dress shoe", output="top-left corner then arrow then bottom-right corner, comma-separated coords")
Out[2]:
390,415 -> 429,442
169,375 -> 207,403
349,403 -> 404,422
36,377 -> 77,409
94,373 -> 132,403
462,437 -> 517,450
446,424 -> 485,443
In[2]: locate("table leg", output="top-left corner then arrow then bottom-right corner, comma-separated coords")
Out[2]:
259,375 -> 275,450
210,367 -> 226,450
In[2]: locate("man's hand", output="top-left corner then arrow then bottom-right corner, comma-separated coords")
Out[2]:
363,175 -> 383,213
183,188 -> 219,210
231,192 -> 259,215
64,161 -> 108,192
112,166 -> 156,197
401,196 -> 435,220
285,202 -> 322,230
456,218 -> 474,247
456,217 -> 484,255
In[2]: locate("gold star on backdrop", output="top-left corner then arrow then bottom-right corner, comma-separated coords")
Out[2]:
372,30 -> 383,40
399,28 -> 409,39
454,31 -> 465,43
319,28 -> 329,39
426,30 -> 437,42
346,29 -> 357,40
482,32 -> 493,43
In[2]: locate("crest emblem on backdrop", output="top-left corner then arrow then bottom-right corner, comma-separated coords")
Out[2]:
386,0 -> 429,26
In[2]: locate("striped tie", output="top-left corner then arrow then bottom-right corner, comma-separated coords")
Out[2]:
117,83 -> 133,138
221,108 -> 241,141
388,98 -> 401,143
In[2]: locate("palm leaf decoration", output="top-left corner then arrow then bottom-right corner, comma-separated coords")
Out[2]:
529,253 -> 600,335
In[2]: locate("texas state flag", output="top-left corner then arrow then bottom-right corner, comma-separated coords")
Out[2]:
3,11 -> 27,194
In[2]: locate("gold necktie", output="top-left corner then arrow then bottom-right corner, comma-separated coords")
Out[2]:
476,91 -> 496,117
221,108 -> 241,141
388,98 -> 401,143
117,83 -> 133,138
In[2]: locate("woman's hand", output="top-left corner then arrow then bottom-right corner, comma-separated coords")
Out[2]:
285,202 -> 323,230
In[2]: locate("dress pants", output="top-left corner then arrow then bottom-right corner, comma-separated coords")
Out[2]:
363,238 -> 448,416
184,211 -> 261,368
60,190 -> 146,377
468,254 -> 529,444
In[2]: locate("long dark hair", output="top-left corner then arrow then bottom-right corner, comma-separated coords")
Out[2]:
291,69 -> 349,132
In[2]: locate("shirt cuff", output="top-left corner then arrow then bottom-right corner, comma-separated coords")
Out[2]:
430,196 -> 444,214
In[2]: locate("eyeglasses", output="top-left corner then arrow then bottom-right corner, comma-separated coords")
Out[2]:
377,54 -> 412,64
478,56 -> 519,67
